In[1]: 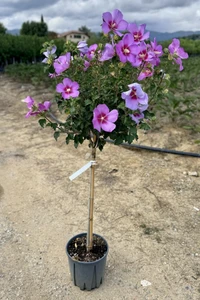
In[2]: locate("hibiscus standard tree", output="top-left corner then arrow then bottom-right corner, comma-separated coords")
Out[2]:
22,8 -> 188,290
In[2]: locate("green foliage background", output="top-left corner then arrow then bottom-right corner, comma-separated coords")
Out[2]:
0,35 -> 65,65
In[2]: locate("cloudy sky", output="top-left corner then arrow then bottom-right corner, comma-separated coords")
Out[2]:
1,0 -> 200,33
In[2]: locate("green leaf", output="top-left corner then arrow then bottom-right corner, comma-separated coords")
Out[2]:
114,136 -> 124,145
52,123 -> 58,130
139,123 -> 151,130
117,102 -> 126,110
182,126 -> 193,130
38,119 -> 46,128
85,99 -> 92,106
54,131 -> 60,141
129,126 -> 137,135
127,134 -> 134,144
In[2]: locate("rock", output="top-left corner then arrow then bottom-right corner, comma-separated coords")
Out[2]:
188,171 -> 199,177
141,280 -> 152,287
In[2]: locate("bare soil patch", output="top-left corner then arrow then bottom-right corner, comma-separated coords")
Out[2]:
0,75 -> 200,300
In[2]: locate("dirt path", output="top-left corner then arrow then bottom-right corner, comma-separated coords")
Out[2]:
0,74 -> 200,300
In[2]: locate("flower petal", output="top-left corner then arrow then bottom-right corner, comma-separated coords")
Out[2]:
101,121 -> 116,132
92,117 -> 101,132
102,12 -> 112,23
96,104 -> 109,115
107,109 -> 118,122
112,9 -> 123,23
56,83 -> 64,92
63,78 -> 72,86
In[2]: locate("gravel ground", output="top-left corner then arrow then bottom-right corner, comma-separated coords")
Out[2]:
0,75 -> 200,300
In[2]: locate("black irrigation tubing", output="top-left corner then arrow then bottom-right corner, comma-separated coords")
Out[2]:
47,112 -> 200,158
106,139 -> 200,158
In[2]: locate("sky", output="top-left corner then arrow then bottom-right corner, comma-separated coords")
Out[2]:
1,0 -> 200,33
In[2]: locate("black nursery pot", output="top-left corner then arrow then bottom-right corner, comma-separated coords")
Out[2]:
66,233 -> 109,291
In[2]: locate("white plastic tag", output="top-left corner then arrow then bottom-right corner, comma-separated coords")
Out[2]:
69,161 -> 96,181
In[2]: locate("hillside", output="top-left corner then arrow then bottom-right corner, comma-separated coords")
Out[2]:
149,30 -> 200,41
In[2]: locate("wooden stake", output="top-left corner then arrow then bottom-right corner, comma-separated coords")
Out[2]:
86,136 -> 97,251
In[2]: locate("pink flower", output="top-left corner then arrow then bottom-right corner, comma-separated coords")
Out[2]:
102,9 -> 128,36
149,38 -> 163,66
138,64 -> 154,81
42,45 -> 57,63
84,60 -> 90,71
49,72 -> 59,78
22,96 -> 34,109
116,34 -> 136,64
121,83 -> 148,110
168,39 -> 188,71
127,23 -> 150,44
132,42 -> 154,67
130,112 -> 144,124
53,53 -> 71,75
56,78 -> 79,100
92,104 -> 118,132
22,97 -> 51,118
86,44 -> 98,60
77,41 -> 89,54
38,101 -> 51,112
99,43 -> 115,61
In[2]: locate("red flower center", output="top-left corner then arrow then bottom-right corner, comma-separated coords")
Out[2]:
65,86 -> 72,94
98,113 -> 107,123
130,88 -> 137,99
123,46 -> 130,55
133,31 -> 142,42
109,21 -> 117,30
145,68 -> 151,75
139,50 -> 148,61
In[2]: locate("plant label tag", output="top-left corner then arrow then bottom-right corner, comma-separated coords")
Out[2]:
69,161 -> 96,181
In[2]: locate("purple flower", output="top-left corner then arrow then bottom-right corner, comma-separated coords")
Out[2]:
86,44 -> 98,60
121,83 -> 148,110
84,60 -> 90,71
116,34 -> 136,64
138,64 -> 154,81
127,23 -> 150,43
25,111 -> 39,118
130,112 -> 144,124
56,78 -> 79,100
131,42 -> 154,67
149,38 -> 163,66
77,41 -> 89,54
99,43 -> 115,61
38,101 -> 51,112
53,52 -> 71,75
168,38 -> 188,71
92,104 -> 118,132
102,9 -> 128,36
22,97 -> 51,118
42,45 -> 57,63
48,72 -> 58,78
22,96 -> 35,109
138,103 -> 148,112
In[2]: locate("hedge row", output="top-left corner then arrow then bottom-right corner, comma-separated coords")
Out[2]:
0,34 -> 65,65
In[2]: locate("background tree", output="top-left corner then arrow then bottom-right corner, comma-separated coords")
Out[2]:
0,22 -> 7,35
78,25 -> 91,37
48,31 -> 58,39
20,16 -> 48,37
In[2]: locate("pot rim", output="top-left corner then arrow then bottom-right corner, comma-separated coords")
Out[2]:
66,232 -> 109,264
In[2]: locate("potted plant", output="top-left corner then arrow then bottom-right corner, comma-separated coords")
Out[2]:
22,8 -> 188,290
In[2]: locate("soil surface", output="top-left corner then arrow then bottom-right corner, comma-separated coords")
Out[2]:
67,234 -> 108,262
0,74 -> 200,300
